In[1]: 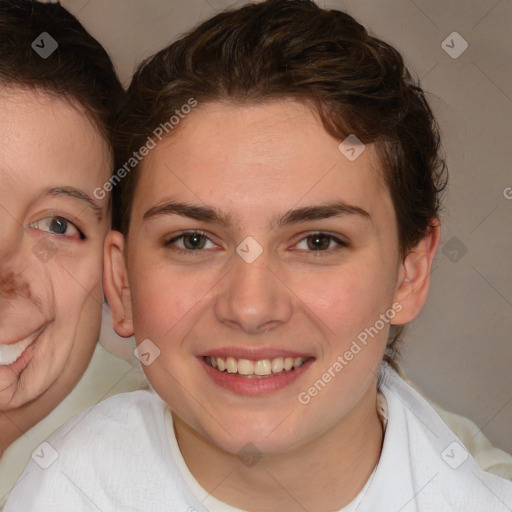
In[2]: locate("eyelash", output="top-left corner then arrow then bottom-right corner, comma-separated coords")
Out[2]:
28,216 -> 86,240
164,231 -> 347,256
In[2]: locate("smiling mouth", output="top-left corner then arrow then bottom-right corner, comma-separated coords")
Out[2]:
0,327 -> 44,366
204,355 -> 311,378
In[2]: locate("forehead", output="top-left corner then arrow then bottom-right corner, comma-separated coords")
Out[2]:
136,100 -> 392,225
0,87 -> 111,192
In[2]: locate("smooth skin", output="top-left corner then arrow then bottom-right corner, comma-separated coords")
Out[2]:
0,88 -> 111,454
105,99 -> 440,511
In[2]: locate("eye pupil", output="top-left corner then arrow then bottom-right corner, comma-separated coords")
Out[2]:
184,233 -> 206,250
307,234 -> 330,250
50,217 -> 68,235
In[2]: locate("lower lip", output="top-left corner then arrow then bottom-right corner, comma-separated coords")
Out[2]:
200,357 -> 314,396
0,335 -> 40,378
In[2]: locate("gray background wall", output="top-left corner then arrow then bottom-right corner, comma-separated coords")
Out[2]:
52,0 -> 511,452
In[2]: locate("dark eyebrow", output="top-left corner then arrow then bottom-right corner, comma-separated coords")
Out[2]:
143,201 -> 231,226
143,200 -> 370,229
274,201 -> 371,228
45,187 -> 104,222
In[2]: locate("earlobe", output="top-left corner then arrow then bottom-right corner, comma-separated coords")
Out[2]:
103,230 -> 134,338
392,218 -> 441,325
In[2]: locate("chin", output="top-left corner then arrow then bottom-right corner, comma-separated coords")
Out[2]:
197,416 -> 303,456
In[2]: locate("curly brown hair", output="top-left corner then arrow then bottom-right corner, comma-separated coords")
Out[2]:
113,0 -> 448,366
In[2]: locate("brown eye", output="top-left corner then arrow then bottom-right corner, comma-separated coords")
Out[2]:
183,233 -> 207,250
165,231 -> 216,252
294,232 -> 347,254
306,234 -> 331,251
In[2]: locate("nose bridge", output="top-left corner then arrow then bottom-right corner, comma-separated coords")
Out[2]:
215,251 -> 293,333
234,254 -> 271,296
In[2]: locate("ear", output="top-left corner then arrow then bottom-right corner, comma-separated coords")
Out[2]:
392,218 -> 441,325
103,230 -> 134,338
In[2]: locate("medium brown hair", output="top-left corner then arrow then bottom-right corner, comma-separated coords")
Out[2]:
0,0 -> 123,163
113,0 -> 448,366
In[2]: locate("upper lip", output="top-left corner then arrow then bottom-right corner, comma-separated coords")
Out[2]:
201,347 -> 314,360
0,324 -> 47,346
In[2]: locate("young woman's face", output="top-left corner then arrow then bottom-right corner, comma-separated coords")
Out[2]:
0,88 -> 110,410
113,100 -> 430,455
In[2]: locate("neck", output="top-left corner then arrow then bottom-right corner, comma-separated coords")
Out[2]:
0,406 -> 37,457
0,413 -> 24,457
174,385 -> 383,512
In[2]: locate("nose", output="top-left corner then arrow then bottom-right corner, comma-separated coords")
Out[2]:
0,226 -> 31,333
0,212 -> 47,328
214,251 -> 294,335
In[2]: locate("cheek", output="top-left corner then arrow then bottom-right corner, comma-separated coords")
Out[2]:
289,254 -> 395,339
13,256 -> 104,405
129,260 -> 215,338
51,255 -> 104,337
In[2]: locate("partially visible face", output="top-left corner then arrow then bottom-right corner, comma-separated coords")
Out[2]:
0,87 -> 111,410
120,100 -> 405,455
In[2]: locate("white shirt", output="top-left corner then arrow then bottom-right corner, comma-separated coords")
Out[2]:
0,343 -> 147,510
165,403 -> 380,512
5,364 -> 512,511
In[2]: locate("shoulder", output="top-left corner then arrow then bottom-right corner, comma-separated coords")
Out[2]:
43,389 -> 168,464
371,365 -> 512,511
52,389 -> 163,436
3,390 -> 193,511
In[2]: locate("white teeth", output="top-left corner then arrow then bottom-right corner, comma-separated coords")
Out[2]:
207,355 -> 308,376
0,331 -> 38,366
271,357 -> 284,373
254,359 -> 272,376
237,359 -> 254,375
226,357 -> 237,374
